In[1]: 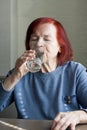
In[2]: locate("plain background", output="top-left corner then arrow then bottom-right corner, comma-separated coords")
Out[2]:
0,0 -> 87,118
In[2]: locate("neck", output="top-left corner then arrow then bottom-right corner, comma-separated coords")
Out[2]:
41,58 -> 58,73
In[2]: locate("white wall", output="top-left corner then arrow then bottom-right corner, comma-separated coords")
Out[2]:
0,0 -> 87,76
0,0 -> 18,76
0,0 -> 10,75
10,0 -> 18,69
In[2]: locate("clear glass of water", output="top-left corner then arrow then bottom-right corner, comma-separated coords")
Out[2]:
26,50 -> 44,73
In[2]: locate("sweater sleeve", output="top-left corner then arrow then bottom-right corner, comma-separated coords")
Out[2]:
76,64 -> 87,109
0,70 -> 14,112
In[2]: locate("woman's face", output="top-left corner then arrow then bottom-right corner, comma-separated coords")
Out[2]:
29,23 -> 61,62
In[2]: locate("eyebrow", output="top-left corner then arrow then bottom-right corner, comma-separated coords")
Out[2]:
44,35 -> 51,37
31,34 -> 37,37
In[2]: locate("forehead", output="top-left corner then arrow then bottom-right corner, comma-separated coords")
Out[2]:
34,23 -> 57,36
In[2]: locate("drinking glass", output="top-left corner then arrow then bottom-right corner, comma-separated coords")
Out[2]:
26,49 -> 44,73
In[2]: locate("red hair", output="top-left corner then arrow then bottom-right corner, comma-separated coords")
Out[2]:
25,17 -> 74,65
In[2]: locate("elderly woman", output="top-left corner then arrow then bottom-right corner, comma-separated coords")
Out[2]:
0,17 -> 87,130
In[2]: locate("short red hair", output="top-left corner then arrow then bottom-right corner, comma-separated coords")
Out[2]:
25,17 -> 73,65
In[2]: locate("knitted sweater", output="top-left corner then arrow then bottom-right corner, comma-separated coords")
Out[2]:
0,61 -> 87,119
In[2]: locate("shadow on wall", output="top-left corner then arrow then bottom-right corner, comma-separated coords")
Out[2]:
0,76 -> 17,118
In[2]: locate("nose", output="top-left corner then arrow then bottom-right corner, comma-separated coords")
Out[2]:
36,38 -> 43,47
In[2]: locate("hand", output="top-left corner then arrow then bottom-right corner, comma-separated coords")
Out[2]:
51,111 -> 80,130
14,50 -> 35,78
3,50 -> 36,91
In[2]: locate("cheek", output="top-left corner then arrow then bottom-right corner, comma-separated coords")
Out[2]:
45,47 -> 58,59
29,42 -> 36,49
46,44 -> 59,54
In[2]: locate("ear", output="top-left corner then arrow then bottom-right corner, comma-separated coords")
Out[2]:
59,47 -> 61,53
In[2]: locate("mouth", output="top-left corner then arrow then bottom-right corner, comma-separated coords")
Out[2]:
36,51 -> 44,58
36,47 -> 45,53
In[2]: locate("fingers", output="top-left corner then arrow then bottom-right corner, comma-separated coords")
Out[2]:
51,113 -> 67,130
15,50 -> 35,68
70,124 -> 75,130
13,50 -> 37,77
22,50 -> 36,61
51,112 -> 76,130
51,113 -> 64,130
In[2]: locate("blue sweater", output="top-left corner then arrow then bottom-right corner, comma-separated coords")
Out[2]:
0,61 -> 87,119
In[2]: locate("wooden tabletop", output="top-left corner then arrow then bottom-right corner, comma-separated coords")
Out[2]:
0,118 -> 87,130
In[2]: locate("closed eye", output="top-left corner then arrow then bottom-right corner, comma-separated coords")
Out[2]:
30,36 -> 38,41
44,38 -> 51,41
